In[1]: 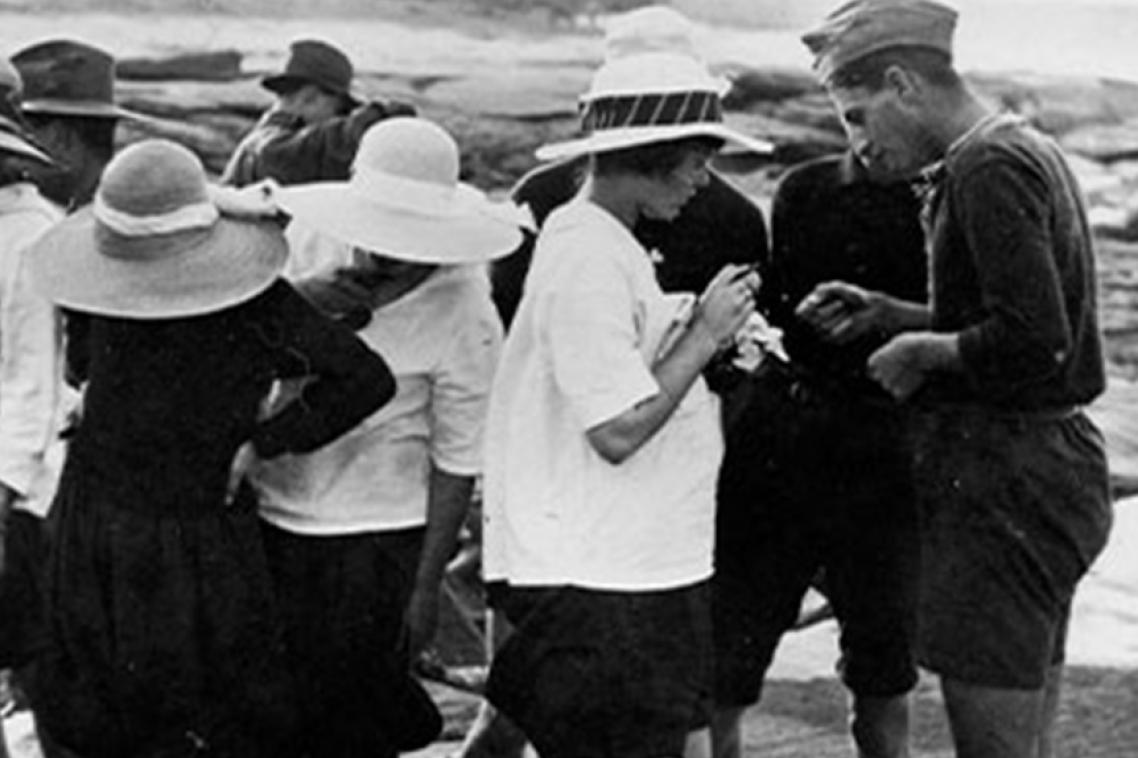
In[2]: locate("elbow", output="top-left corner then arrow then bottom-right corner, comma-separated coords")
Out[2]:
586,427 -> 638,465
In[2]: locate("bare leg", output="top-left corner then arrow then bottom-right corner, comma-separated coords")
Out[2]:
941,676 -> 1045,758
453,610 -> 527,758
850,694 -> 910,758
1036,664 -> 1063,758
683,727 -> 711,758
709,706 -> 746,758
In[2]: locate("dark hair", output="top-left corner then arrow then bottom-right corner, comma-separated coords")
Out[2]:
829,45 -> 960,91
592,135 -> 723,179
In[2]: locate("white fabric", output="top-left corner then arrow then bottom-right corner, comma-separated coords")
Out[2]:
253,225 -> 502,535
350,167 -> 460,216
482,198 -> 723,592
92,194 -> 218,237
0,184 -> 68,517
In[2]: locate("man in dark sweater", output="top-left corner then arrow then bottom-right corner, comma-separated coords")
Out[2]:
800,2 -> 1113,757
222,38 -> 413,187
712,150 -> 926,758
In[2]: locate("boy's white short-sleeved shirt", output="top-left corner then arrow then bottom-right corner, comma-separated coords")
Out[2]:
482,198 -> 723,592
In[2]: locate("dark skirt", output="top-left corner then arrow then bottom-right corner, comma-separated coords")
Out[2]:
28,464 -> 299,758
260,522 -> 442,758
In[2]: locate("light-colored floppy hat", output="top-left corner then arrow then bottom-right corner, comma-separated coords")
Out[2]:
535,6 -> 773,161
275,116 -> 524,264
30,139 -> 287,319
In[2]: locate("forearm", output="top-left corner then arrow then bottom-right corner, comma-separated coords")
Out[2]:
586,318 -> 720,464
883,298 -> 933,335
414,466 -> 475,592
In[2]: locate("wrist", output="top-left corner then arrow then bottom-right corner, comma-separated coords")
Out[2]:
918,332 -> 960,371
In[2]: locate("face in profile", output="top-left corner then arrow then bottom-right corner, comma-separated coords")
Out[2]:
829,81 -> 938,180
638,147 -> 714,222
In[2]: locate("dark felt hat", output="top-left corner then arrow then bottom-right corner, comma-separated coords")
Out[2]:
803,0 -> 958,82
11,39 -> 139,120
261,39 -> 361,106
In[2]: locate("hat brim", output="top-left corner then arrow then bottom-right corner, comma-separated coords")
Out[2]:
261,74 -> 362,107
29,209 -> 288,319
0,128 -> 53,165
276,183 -> 523,265
535,123 -> 774,162
20,99 -> 144,121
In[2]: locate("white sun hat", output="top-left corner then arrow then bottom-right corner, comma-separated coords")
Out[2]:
29,139 -> 287,319
535,5 -> 773,161
275,117 -> 525,264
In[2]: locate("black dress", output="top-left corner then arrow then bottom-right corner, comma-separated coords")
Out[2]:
29,281 -> 395,758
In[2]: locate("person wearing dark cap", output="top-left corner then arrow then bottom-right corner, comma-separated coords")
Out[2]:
11,39 -> 135,211
797,2 -> 1113,757
221,38 -> 414,187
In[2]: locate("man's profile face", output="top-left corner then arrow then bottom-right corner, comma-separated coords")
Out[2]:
829,78 -> 935,180
278,83 -> 345,125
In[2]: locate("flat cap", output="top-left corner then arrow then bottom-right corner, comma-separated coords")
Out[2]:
802,0 -> 958,82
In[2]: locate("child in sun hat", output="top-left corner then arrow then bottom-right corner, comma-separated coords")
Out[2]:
24,138 -> 396,758
247,116 -> 521,758
478,8 -> 767,756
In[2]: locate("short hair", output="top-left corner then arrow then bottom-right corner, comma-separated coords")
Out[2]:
592,135 -> 723,179
829,45 -> 960,91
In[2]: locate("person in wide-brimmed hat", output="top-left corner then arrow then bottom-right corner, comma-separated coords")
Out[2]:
478,7 -> 766,757
25,137 -> 398,758
247,116 -> 521,757
11,39 -> 137,209
222,37 -> 414,188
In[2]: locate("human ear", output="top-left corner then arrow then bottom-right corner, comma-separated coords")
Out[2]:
883,65 -> 920,103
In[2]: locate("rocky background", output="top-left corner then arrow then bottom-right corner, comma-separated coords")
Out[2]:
9,0 -> 1138,379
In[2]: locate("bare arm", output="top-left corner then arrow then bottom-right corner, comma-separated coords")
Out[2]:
586,265 -> 759,463
404,465 -> 474,656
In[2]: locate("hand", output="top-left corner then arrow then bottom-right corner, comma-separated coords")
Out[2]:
695,264 -> 760,346
796,281 -> 890,344
225,441 -> 257,506
403,585 -> 440,659
866,332 -> 936,400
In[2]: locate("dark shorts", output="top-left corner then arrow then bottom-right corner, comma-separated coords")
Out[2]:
260,522 -> 442,757
911,408 -> 1113,689
0,510 -> 49,668
486,581 -> 712,758
713,364 -> 920,704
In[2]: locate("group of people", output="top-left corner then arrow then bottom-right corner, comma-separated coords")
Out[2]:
0,2 -> 1115,758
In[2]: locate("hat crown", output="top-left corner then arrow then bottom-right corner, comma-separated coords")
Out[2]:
265,38 -> 354,97
353,117 -> 459,189
581,5 -> 725,102
803,0 -> 958,81
12,39 -> 116,108
98,140 -> 209,219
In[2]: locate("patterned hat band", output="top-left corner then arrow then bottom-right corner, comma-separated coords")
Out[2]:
580,90 -> 723,134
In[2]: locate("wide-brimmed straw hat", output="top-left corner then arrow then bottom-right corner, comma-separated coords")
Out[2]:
536,6 -> 773,161
30,139 -> 287,319
275,117 -> 523,264
261,39 -> 361,107
11,39 -> 140,121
